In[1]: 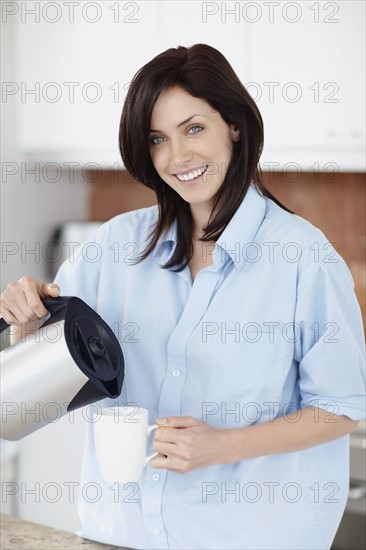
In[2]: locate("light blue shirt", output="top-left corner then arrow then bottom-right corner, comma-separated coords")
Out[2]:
54,184 -> 365,550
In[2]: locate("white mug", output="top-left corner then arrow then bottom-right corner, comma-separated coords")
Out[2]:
93,406 -> 158,483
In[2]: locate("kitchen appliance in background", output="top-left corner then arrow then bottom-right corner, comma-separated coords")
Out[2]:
0,296 -> 125,440
332,421 -> 366,550
47,222 -> 102,279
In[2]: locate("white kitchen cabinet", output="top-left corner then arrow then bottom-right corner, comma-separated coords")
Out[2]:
12,2 -> 165,166
11,1 -> 365,171
238,0 -> 365,172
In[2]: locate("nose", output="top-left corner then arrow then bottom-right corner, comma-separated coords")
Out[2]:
171,137 -> 193,167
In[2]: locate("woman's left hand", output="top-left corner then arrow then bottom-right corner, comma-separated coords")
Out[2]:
150,415 -> 228,473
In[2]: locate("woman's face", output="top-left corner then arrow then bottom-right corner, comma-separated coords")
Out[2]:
149,86 -> 239,214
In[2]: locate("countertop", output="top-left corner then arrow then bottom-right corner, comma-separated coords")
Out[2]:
0,515 -> 129,549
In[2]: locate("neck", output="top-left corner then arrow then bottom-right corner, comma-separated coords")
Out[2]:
190,202 -> 214,240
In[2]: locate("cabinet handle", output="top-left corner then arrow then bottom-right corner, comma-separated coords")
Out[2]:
349,484 -> 366,500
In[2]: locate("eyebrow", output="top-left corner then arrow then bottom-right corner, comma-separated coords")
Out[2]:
150,114 -> 201,133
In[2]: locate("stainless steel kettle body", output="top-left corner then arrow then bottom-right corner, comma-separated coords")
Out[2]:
0,296 -> 125,440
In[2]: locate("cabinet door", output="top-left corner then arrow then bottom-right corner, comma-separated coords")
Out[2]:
238,0 -> 365,172
13,2 -> 164,166
336,2 -> 365,171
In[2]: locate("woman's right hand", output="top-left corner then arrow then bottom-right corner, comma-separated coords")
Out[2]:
0,276 -> 60,326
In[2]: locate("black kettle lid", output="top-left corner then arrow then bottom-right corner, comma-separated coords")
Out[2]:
42,296 -> 125,402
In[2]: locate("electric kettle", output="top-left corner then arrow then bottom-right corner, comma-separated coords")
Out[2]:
0,296 -> 125,441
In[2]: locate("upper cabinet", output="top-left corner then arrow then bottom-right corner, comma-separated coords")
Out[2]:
12,2 -> 165,167
11,1 -> 365,171
239,1 -> 365,172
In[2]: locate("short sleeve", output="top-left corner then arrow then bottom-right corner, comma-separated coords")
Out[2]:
295,255 -> 365,421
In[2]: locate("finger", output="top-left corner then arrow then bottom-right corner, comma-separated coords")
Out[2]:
154,427 -> 182,444
2,283 -> 41,323
20,278 -> 60,318
39,282 -> 60,298
32,282 -> 60,317
152,441 -> 178,457
150,454 -> 170,469
156,415 -> 198,428
0,277 -> 58,325
151,455 -> 188,473
150,453 -> 176,469
21,286 -> 49,320
0,307 -> 20,325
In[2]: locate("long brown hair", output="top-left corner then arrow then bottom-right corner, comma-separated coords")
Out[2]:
119,43 -> 291,270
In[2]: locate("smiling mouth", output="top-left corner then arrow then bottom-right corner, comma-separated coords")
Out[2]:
174,165 -> 208,182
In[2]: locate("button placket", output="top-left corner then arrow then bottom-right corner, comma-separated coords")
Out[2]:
143,271 -> 221,549
158,271 -> 220,418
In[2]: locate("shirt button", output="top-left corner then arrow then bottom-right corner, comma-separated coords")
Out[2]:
152,474 -> 160,481
172,369 -> 180,377
152,528 -> 161,536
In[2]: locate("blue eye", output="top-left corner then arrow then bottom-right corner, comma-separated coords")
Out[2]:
150,136 -> 165,145
150,125 -> 203,145
188,125 -> 203,134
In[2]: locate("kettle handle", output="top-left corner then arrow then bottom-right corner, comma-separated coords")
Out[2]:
0,296 -> 71,334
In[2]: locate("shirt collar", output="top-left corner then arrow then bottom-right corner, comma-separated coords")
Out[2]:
215,184 -> 267,270
153,184 -> 267,270
152,217 -> 177,264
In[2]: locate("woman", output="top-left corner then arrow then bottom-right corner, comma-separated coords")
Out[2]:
1,44 -> 365,550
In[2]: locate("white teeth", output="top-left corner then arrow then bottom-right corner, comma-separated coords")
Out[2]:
176,165 -> 208,182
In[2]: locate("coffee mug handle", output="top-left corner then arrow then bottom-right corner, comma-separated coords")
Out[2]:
145,424 -> 159,466
147,423 -> 158,436
145,451 -> 159,466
